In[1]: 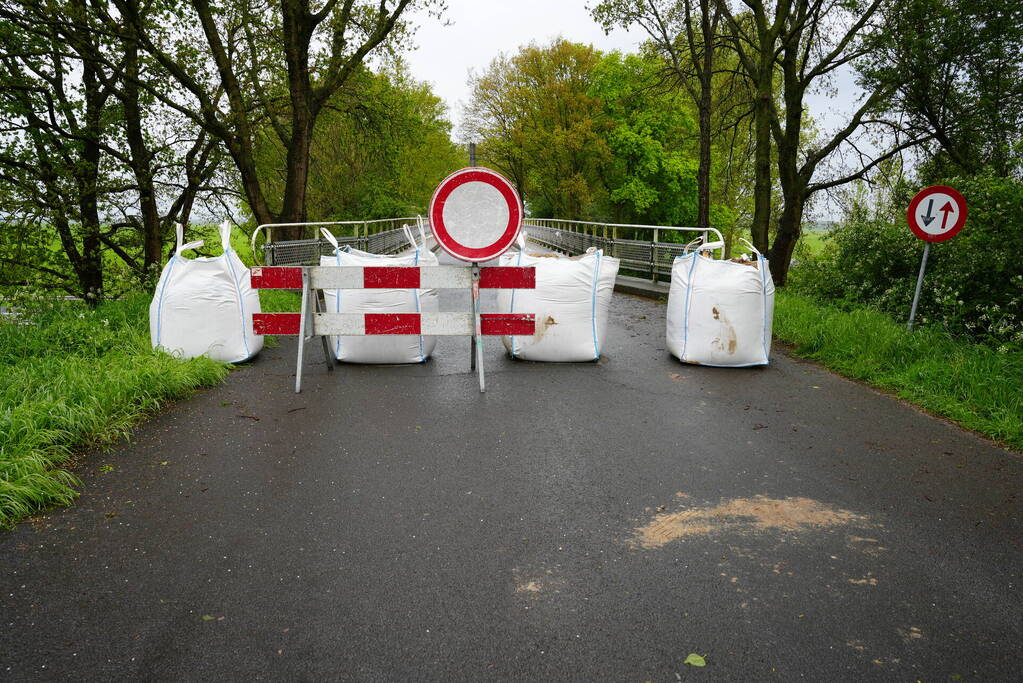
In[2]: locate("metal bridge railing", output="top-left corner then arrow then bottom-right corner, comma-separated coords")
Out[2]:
254,217 -> 429,266
523,218 -> 724,282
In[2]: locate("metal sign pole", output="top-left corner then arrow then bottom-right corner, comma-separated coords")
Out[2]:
472,262 -> 485,392
295,268 -> 310,393
907,242 -> 931,331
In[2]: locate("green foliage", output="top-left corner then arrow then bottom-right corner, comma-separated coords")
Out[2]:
774,291 -> 1023,450
252,62 -> 463,222
0,296 -> 228,528
589,53 -> 699,225
861,0 -> 1023,178
465,40 -> 702,227
791,176 -> 1023,351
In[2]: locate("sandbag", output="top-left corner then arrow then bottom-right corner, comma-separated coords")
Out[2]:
150,222 -> 263,363
320,227 -> 438,364
666,239 -> 774,366
497,247 -> 619,361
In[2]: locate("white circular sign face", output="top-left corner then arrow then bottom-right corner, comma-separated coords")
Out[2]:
429,167 -> 522,262
907,185 -> 967,243
441,181 -> 511,249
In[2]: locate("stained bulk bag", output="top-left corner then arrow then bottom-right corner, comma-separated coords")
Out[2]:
320,227 -> 438,364
666,239 -> 775,367
497,246 -> 619,362
150,222 -> 263,363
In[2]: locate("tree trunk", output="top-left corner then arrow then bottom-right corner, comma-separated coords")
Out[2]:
121,35 -> 162,284
697,79 -> 712,229
78,58 -> 106,304
277,111 -> 315,240
750,54 -> 774,254
768,183 -> 805,285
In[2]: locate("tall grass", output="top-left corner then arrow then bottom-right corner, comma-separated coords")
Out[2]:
0,296 -> 228,527
774,291 -> 1023,450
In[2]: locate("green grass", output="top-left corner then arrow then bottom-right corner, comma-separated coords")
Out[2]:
798,230 -> 829,254
774,291 -> 1023,450
0,296 -> 229,528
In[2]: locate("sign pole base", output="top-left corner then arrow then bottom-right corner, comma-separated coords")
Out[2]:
907,241 -> 931,331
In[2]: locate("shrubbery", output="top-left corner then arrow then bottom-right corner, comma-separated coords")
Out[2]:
791,175 -> 1023,351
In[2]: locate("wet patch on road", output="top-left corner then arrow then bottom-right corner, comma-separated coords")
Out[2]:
629,494 -> 869,549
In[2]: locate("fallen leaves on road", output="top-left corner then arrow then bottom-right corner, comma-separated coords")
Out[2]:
684,653 -> 707,667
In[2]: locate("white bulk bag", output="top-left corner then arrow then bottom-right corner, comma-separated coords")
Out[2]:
666,239 -> 775,367
320,227 -> 438,364
497,247 -> 619,362
150,222 -> 263,363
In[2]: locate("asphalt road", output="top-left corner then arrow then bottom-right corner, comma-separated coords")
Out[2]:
2,250 -> 1021,681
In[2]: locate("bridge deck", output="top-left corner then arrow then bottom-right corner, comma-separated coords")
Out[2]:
1,248 -> 1020,680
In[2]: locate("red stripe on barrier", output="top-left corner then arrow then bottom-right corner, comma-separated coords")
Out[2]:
480,267 -> 535,289
481,314 -> 535,335
253,312 -> 301,335
364,267 -> 421,289
365,313 -> 421,335
250,266 -> 303,289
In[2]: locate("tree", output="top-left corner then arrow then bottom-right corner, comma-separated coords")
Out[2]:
0,0 -> 226,301
719,0 -> 922,284
464,40 -> 610,219
861,0 -> 1023,179
592,0 -> 721,229
252,61 -> 463,221
589,52 -> 699,225
105,0 -> 438,240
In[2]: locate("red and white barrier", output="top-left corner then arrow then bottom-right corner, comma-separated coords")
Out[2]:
250,264 -> 536,393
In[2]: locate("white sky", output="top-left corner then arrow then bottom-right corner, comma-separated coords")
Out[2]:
405,0 -> 648,128
405,0 -> 859,135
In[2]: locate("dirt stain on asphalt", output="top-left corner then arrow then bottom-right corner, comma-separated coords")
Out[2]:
630,494 -> 868,549
516,580 -> 542,594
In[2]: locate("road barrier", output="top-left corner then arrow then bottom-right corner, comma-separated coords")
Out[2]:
250,264 -> 536,393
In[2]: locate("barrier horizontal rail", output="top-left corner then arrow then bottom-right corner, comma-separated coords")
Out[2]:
253,312 -> 535,336
250,265 -> 534,290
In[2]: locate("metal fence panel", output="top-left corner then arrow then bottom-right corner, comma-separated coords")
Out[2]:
523,219 -> 720,281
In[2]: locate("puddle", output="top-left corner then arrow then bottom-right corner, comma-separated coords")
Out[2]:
630,494 -> 868,549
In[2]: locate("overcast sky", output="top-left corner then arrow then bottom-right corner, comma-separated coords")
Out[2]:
404,0 -> 861,137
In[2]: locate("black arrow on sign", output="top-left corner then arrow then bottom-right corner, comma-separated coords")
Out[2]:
921,198 -> 935,226
939,201 -> 954,230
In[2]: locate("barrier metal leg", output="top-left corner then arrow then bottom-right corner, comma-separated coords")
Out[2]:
295,268 -> 310,394
315,290 -> 334,372
472,262 -> 485,393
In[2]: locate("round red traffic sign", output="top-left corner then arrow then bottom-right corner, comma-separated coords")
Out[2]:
907,185 -> 967,243
429,167 -> 522,262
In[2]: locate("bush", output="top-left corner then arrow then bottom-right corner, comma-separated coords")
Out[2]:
791,175 -> 1023,351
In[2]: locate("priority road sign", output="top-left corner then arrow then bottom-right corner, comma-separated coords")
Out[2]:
905,185 -> 968,330
907,185 -> 967,243
429,167 -> 523,262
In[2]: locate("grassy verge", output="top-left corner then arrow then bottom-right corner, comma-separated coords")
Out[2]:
774,291 -> 1023,451
0,296 -> 229,528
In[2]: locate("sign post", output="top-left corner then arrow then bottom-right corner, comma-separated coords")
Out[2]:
429,166 -> 523,391
905,185 -> 967,330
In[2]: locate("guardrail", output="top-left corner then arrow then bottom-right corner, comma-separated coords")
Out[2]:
523,218 -> 723,281
253,217 -> 428,266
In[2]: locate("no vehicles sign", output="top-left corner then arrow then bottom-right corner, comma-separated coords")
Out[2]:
429,167 -> 523,262
907,185 -> 967,243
